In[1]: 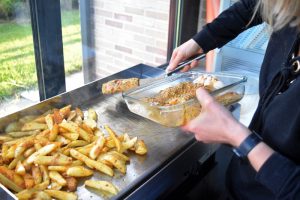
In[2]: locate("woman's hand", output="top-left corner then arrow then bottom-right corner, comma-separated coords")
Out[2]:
183,88 -> 251,147
166,39 -> 203,73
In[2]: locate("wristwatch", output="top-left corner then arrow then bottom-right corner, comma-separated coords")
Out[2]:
232,131 -> 262,158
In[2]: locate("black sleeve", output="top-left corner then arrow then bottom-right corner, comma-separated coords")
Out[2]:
256,153 -> 300,199
193,0 -> 263,53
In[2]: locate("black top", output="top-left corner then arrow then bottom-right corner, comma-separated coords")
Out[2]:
193,0 -> 300,199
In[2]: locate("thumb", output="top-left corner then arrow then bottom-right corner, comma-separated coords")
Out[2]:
196,88 -> 214,107
167,52 -> 185,72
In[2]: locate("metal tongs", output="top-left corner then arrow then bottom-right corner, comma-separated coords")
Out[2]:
138,53 -> 206,85
166,53 -> 206,76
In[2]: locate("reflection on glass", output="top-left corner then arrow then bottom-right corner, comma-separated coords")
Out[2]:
0,0 -> 37,117
60,0 -> 84,91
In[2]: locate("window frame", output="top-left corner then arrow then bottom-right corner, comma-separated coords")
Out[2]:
29,0 -> 66,101
167,0 -> 201,60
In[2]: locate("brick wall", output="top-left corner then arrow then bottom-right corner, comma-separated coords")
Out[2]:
90,0 -> 170,77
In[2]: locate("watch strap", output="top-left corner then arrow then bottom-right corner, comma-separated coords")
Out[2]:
232,131 -> 262,158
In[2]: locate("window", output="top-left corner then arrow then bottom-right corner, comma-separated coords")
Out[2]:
0,0 -> 37,117
80,0 -> 171,82
60,0 -> 84,91
0,0 -> 184,116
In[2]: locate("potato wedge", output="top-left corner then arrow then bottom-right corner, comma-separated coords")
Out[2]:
48,166 -> 68,172
105,138 -> 115,148
16,181 -> 51,200
66,166 -> 93,177
104,125 -> 121,152
26,143 -> 58,164
73,116 -> 83,125
59,122 -> 91,142
21,122 -> 48,131
53,109 -> 63,124
135,140 -> 148,155
61,132 -> 79,141
88,108 -> 98,121
15,140 -> 35,158
33,180 -> 49,190
0,166 -> 25,189
61,147 -> 71,156
15,161 -> 26,175
34,115 -> 46,123
50,181 -> 62,190
67,140 -> 89,148
49,171 -> 66,186
39,165 -> 49,182
83,119 -> 97,130
76,142 -> 94,156
77,146 -> 92,156
45,189 -> 77,200
101,154 -> 126,174
8,155 -> 24,170
7,130 -> 39,138
45,114 -> 54,130
80,123 -> 94,135
70,160 -> 83,167
24,174 -> 35,189
49,123 -> 59,141
97,154 -> 114,168
15,188 -> 37,199
0,173 -> 23,192
32,165 -> 42,185
6,144 -> 17,159
70,149 -> 113,176
34,154 -> 72,166
34,142 -> 42,150
34,191 -> 52,200
23,147 -> 36,158
107,151 -> 130,162
121,136 -> 137,152
94,129 -> 104,137
59,105 -> 71,119
1,144 -> 9,159
0,135 -> 14,144
75,108 -> 84,119
55,135 -> 70,145
67,110 -> 77,121
89,136 -> 105,160
85,180 -> 118,195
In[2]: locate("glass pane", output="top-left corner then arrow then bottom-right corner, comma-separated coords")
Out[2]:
60,0 -> 84,91
80,0 -> 170,82
0,1 -> 38,117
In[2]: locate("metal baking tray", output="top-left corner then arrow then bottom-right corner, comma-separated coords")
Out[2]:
123,71 -> 247,127
0,65 -> 219,200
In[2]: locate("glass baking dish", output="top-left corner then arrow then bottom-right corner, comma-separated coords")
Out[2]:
122,71 -> 247,127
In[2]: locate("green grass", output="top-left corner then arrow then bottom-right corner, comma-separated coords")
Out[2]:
0,10 -> 82,99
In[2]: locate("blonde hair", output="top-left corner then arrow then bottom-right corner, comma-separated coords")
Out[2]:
253,0 -> 300,31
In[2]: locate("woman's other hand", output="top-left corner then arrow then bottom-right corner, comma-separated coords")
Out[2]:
166,39 -> 203,73
183,88 -> 250,147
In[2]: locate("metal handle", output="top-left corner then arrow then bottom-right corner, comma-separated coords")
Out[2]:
166,53 -> 206,76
